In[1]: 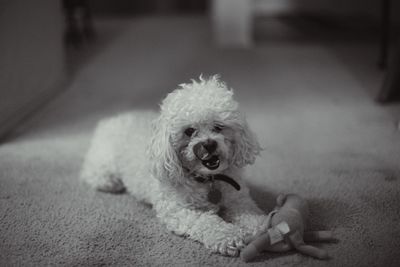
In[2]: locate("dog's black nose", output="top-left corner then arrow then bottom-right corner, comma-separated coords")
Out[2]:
193,139 -> 218,160
203,139 -> 218,153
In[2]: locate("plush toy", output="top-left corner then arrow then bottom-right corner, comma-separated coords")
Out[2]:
241,194 -> 335,262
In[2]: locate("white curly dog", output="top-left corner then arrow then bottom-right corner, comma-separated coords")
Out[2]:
81,76 -> 274,257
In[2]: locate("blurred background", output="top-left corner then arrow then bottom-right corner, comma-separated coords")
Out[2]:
1,0 -> 400,138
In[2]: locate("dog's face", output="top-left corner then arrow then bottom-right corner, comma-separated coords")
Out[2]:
149,75 -> 261,185
172,119 -> 236,176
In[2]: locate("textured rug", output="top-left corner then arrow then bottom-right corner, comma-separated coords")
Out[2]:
1,16 -> 399,266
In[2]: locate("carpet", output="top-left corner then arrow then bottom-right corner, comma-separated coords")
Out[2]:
1,16 -> 399,266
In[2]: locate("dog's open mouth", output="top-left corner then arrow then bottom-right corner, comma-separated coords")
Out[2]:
202,155 -> 220,170
193,142 -> 221,170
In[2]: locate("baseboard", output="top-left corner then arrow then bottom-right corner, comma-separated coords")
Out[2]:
0,75 -> 67,142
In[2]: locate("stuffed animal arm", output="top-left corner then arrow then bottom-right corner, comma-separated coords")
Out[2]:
241,194 -> 335,262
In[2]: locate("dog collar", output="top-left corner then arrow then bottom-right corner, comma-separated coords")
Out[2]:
193,174 -> 241,191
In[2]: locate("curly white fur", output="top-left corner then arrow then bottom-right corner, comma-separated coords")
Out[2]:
81,75 -> 273,257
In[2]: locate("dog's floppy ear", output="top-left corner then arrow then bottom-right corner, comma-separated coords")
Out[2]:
232,118 -> 261,168
148,115 -> 184,186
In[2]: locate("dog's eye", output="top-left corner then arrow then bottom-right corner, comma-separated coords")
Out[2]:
213,124 -> 224,132
184,127 -> 196,137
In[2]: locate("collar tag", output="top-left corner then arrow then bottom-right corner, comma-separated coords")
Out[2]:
208,188 -> 222,204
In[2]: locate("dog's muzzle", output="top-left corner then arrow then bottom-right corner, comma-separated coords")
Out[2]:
193,139 -> 220,170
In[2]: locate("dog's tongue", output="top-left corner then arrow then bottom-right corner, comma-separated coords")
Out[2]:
196,145 -> 211,161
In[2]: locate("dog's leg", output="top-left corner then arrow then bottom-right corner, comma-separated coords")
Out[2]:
154,199 -> 246,257
221,185 -> 272,238
80,118 -> 126,193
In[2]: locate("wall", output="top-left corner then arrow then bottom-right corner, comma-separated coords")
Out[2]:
0,0 -> 65,139
254,0 -> 399,20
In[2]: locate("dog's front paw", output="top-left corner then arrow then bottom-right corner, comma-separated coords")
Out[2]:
212,236 -> 245,257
